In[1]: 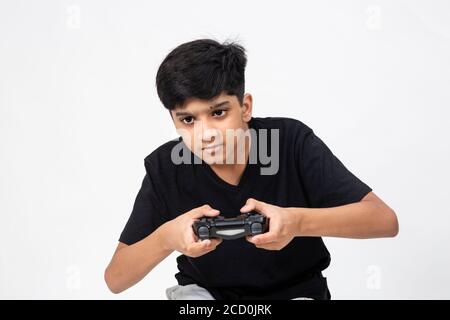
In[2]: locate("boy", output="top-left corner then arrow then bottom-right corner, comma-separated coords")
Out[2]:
104,39 -> 399,300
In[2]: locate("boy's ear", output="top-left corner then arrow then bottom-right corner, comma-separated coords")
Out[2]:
242,93 -> 253,122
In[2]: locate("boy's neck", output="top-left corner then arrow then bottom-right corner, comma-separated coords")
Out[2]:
209,129 -> 251,187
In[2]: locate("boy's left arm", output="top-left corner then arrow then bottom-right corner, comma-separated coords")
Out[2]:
242,192 -> 399,251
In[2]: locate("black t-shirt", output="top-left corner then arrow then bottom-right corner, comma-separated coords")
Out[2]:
119,116 -> 372,300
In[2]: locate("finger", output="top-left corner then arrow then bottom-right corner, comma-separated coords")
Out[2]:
190,204 -> 220,219
210,238 -> 223,247
246,234 -> 274,244
248,232 -> 277,245
246,235 -> 261,245
191,232 -> 221,247
188,238 -> 213,254
256,243 -> 281,251
202,240 -> 222,254
240,198 -> 267,214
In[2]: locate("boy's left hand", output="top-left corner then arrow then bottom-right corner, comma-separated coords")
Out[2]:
240,198 -> 300,251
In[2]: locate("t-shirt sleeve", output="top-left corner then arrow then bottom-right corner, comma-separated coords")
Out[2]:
119,159 -> 169,245
297,128 -> 372,208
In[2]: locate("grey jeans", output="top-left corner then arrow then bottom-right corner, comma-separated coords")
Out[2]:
166,284 -> 313,300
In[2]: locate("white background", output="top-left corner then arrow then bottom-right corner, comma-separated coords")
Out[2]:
1,0 -> 449,299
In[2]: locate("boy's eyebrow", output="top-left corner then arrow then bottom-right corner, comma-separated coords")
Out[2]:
175,100 -> 230,117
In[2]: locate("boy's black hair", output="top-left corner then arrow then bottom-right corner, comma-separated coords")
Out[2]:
156,39 -> 247,110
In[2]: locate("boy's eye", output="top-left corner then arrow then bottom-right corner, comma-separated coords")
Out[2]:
180,110 -> 226,124
212,110 -> 226,117
181,116 -> 194,124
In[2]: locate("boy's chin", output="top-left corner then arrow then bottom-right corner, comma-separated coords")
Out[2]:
201,154 -> 226,165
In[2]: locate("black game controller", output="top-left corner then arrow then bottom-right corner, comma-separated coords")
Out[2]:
192,212 -> 269,240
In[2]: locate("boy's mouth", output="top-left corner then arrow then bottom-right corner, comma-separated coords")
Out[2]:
202,143 -> 223,151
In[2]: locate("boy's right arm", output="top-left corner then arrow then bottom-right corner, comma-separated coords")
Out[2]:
104,205 -> 222,294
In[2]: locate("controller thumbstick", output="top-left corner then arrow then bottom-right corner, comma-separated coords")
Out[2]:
198,226 -> 210,240
251,222 -> 263,235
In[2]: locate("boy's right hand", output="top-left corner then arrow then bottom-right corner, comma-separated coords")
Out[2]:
159,204 -> 223,258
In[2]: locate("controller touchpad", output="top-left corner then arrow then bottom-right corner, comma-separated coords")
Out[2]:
216,228 -> 245,236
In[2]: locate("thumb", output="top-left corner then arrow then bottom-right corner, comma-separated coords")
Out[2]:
240,198 -> 266,214
190,205 -> 220,219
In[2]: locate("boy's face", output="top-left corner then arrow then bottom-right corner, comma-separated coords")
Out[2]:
170,92 -> 253,165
